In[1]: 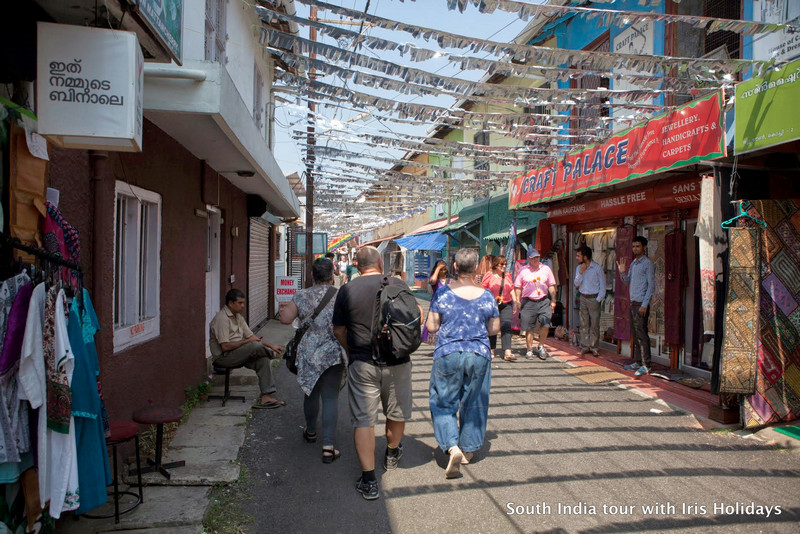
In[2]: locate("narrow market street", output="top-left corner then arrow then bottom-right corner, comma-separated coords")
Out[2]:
233,308 -> 800,534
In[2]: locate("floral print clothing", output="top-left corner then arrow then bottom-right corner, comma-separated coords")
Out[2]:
430,286 -> 499,361
292,285 -> 346,396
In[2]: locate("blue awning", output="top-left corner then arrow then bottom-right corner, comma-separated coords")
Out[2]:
395,231 -> 447,251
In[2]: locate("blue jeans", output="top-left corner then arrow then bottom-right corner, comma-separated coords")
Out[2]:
304,364 -> 344,447
429,352 -> 491,454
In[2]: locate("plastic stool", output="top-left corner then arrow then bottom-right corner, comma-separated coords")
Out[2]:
83,420 -> 143,523
207,365 -> 246,407
131,406 -> 185,480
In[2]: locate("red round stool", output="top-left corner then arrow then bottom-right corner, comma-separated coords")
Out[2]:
131,406 -> 185,480
83,420 -> 143,523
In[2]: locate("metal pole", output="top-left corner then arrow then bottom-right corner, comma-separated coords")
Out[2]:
304,6 -> 317,288
445,198 -> 452,266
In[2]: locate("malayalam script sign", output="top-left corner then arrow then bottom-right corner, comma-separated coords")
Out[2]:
734,58 -> 800,155
37,23 -> 144,152
509,91 -> 725,210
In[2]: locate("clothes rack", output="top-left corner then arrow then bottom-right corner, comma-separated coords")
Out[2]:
1,233 -> 83,273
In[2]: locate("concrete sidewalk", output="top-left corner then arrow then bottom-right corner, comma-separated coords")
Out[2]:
58,320 -> 296,533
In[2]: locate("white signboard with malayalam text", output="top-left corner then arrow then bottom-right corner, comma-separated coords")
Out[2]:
37,23 -> 144,152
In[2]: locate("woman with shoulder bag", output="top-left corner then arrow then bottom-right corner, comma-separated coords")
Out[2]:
481,255 -> 515,361
279,258 -> 346,463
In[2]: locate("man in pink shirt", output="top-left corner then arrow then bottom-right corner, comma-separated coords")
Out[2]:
513,247 -> 557,360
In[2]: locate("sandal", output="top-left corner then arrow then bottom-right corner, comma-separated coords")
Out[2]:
504,354 -> 517,361
322,447 -> 341,464
303,428 -> 317,443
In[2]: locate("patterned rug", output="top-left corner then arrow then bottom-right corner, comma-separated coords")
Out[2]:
742,200 -> 800,428
720,226 -> 761,394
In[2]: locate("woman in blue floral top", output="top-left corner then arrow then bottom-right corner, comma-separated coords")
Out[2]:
279,258 -> 346,463
426,248 -> 500,479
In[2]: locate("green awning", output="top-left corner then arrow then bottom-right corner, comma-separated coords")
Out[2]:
483,213 -> 546,241
440,212 -> 483,233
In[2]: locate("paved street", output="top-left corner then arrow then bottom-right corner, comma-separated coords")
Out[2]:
235,335 -> 800,534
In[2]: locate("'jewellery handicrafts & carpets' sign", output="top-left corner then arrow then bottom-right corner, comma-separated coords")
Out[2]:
508,91 -> 725,210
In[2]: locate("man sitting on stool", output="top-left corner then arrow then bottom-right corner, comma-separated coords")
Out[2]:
210,289 -> 285,409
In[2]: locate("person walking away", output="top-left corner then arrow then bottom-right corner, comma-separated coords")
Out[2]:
279,258 -> 346,462
513,247 -> 557,360
574,245 -> 606,357
481,255 -> 515,361
616,236 -> 655,376
209,289 -> 285,409
332,246 -> 423,500
426,248 -> 500,479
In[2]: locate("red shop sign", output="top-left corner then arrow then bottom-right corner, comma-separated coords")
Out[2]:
546,177 -> 702,223
509,91 -> 725,210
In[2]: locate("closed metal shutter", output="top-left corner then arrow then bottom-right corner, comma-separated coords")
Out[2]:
248,218 -> 271,329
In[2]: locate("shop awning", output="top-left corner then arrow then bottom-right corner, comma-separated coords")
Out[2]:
483,213 -> 546,241
356,233 -> 403,248
405,216 -> 458,236
440,213 -> 483,233
395,231 -> 447,251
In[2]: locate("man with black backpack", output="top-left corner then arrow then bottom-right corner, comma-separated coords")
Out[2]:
332,246 -> 423,500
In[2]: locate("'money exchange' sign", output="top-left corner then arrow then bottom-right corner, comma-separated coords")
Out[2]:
508,91 -> 725,209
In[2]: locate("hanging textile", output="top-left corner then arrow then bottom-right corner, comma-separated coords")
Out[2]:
68,294 -> 111,514
664,230 -> 685,346
613,225 -> 634,341
0,275 -> 33,466
719,227 -> 761,394
534,219 -> 552,254
742,199 -> 800,428
18,283 -> 79,518
695,175 -> 716,334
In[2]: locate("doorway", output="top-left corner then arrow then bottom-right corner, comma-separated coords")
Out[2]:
205,206 -> 221,359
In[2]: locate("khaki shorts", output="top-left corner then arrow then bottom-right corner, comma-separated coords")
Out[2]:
348,360 -> 412,428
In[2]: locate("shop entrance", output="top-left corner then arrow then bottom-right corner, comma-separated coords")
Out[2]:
639,223 -> 673,367
569,228 -> 617,351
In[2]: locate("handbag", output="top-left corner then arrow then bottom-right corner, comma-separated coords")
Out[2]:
285,286 -> 336,374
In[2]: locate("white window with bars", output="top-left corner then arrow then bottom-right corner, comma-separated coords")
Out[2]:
113,181 -> 162,352
205,0 -> 228,63
253,62 -> 264,129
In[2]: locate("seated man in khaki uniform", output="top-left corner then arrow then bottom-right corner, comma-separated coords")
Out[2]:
210,289 -> 285,409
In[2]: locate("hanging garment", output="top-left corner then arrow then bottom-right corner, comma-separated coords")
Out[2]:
43,201 -> 80,287
68,298 -> 111,514
0,274 -> 33,464
18,284 -> 79,517
534,219 -> 553,254
75,289 -> 109,436
742,199 -> 800,428
664,230 -> 685,346
696,175 -> 716,334
614,225 -> 634,341
719,227 -> 761,395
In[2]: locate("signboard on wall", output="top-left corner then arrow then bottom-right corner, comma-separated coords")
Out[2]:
135,0 -> 184,64
611,20 -> 656,128
294,232 -> 328,255
752,0 -> 800,63
275,276 -> 300,313
37,23 -> 143,152
735,58 -> 800,155
509,91 -> 725,209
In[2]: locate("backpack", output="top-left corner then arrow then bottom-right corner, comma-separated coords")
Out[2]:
371,276 -> 422,364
